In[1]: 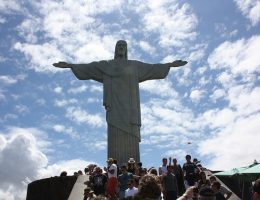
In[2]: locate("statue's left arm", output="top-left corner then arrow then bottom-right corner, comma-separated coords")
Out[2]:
137,60 -> 187,82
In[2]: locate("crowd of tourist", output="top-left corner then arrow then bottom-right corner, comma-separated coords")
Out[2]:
60,155 -> 260,200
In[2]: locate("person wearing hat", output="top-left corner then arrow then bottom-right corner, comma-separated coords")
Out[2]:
127,158 -> 138,174
84,187 -> 96,200
106,158 -> 118,199
87,190 -> 96,200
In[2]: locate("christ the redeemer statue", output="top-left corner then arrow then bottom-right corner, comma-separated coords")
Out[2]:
53,40 -> 187,165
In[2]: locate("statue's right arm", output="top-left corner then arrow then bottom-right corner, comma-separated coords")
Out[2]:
53,62 -> 71,68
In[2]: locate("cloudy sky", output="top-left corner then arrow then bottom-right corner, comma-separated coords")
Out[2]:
0,0 -> 260,199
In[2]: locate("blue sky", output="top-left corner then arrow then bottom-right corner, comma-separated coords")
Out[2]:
0,0 -> 260,199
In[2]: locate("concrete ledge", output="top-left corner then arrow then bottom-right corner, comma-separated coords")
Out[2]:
26,176 -> 77,200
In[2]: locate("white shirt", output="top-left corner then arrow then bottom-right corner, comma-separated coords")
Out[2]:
125,187 -> 138,198
159,165 -> 167,175
108,164 -> 117,178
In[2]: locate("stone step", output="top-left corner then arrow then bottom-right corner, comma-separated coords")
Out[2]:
68,175 -> 89,200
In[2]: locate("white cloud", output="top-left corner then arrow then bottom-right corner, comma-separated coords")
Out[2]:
87,140 -> 107,151
139,41 -> 156,55
234,0 -> 260,26
187,43 -> 207,63
189,89 -> 205,103
210,89 -> 226,102
54,86 -> 63,94
214,23 -> 238,38
0,75 -> 17,85
0,0 -> 23,14
16,17 -> 41,43
36,98 -> 46,106
208,35 -> 260,75
54,98 -> 78,107
86,97 -> 100,104
227,85 -> 260,116
38,159 -> 95,178
140,97 -> 201,148
141,1 -> 198,47
199,108 -> 236,129
12,0 -> 198,73
68,84 -> 88,94
163,149 -> 187,162
199,113 -> 260,170
14,42 -> 66,73
198,34 -> 260,170
52,124 -> 80,139
0,127 -> 98,199
66,106 -> 104,128
0,128 -> 48,199
14,104 -> 30,114
140,79 -> 179,98
89,84 -> 103,93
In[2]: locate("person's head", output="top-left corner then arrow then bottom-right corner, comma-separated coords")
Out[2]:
149,168 -> 158,176
78,170 -> 83,175
167,165 -> 173,173
84,167 -> 89,174
121,165 -> 127,173
199,171 -> 207,180
173,158 -> 177,165
113,159 -> 118,165
162,158 -> 167,166
209,176 -> 217,184
140,168 -> 147,176
60,171 -> 67,177
186,155 -> 191,162
211,181 -> 221,193
128,179 -> 135,189
198,187 -> 216,200
89,190 -> 95,197
107,158 -> 113,165
84,187 -> 91,196
253,179 -> 260,200
114,40 -> 127,59
95,167 -> 102,174
137,174 -> 162,199
137,162 -> 142,167
128,158 -> 136,168
183,186 -> 198,199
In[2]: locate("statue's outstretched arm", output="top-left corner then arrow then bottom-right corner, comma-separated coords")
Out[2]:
53,62 -> 71,68
166,60 -> 188,67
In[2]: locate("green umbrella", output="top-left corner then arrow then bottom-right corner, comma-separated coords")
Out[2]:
239,163 -> 260,181
214,167 -> 248,177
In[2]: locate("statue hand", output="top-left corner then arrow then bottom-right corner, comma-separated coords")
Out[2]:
53,62 -> 70,68
170,60 -> 188,67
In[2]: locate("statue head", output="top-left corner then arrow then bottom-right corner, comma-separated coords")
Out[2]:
114,40 -> 128,59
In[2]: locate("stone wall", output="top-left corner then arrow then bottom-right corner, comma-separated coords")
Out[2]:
26,176 -> 77,200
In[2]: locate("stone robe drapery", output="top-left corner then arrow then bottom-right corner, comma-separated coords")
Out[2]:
70,60 -> 170,164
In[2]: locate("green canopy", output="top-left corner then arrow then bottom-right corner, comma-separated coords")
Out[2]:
240,163 -> 260,174
239,163 -> 260,181
213,163 -> 259,199
214,167 -> 247,177
214,162 -> 260,181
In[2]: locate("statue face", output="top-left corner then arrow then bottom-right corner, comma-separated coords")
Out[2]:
116,42 -> 126,57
